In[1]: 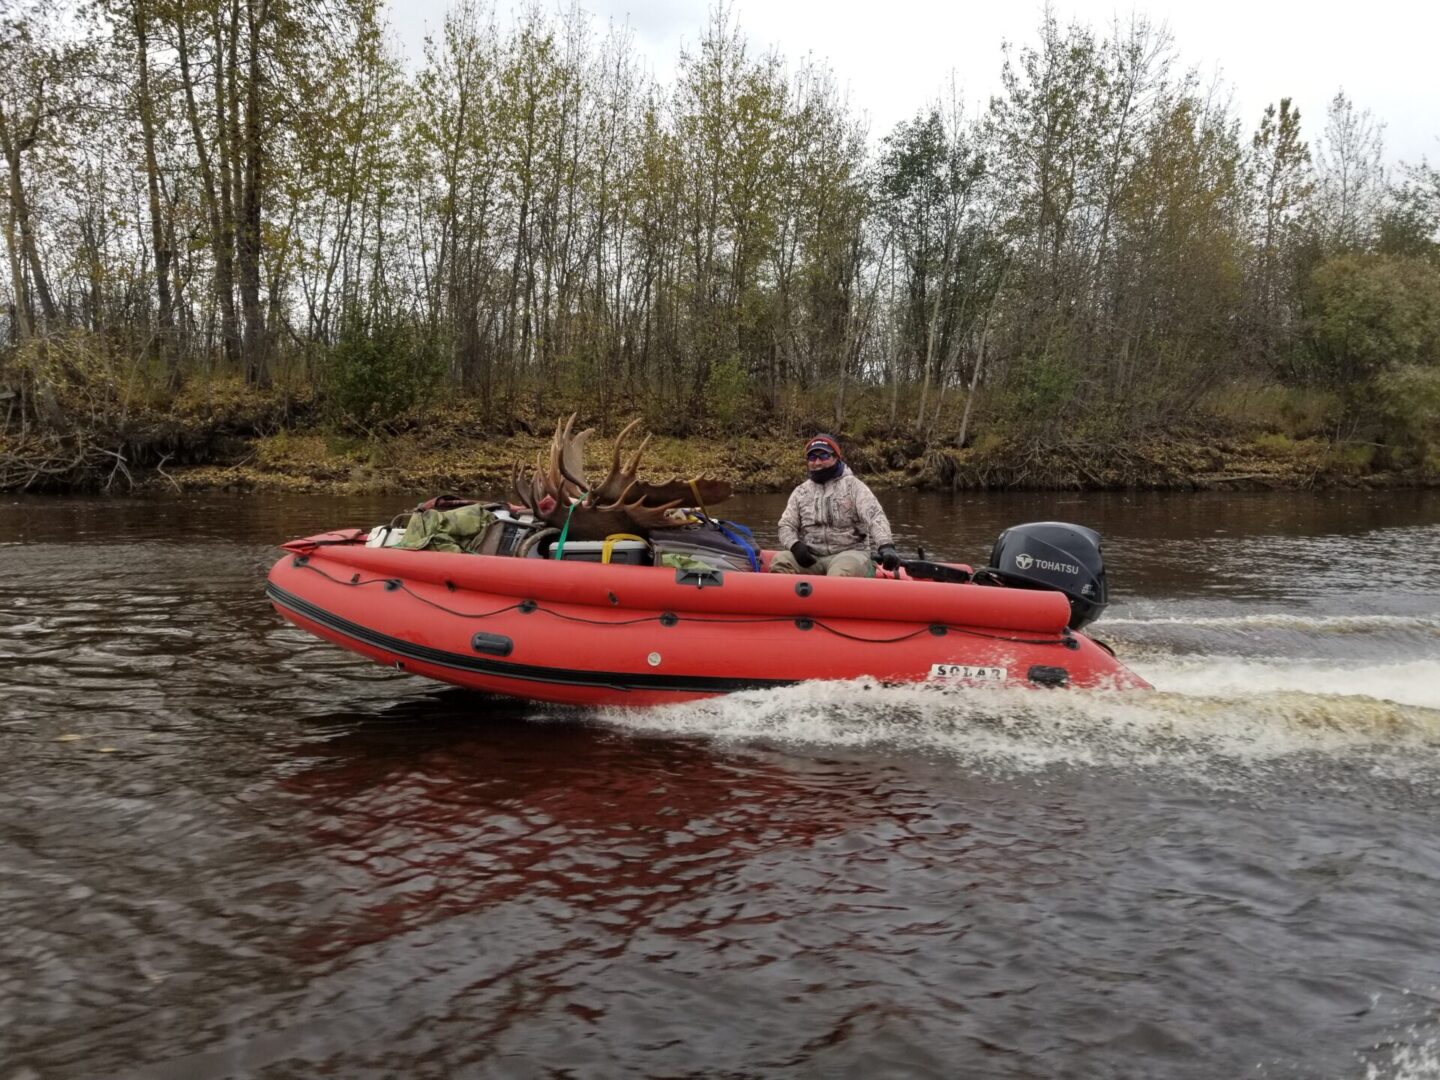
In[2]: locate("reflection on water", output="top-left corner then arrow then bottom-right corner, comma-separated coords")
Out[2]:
275,700 -> 873,991
2,489 -> 1440,1078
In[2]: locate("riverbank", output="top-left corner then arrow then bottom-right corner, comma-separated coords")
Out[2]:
4,390 -> 1436,497
150,420 -> 1438,496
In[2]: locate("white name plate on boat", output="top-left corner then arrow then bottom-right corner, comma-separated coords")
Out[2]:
928,664 -> 1007,682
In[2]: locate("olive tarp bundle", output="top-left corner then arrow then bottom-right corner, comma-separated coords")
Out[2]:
395,504 -> 499,554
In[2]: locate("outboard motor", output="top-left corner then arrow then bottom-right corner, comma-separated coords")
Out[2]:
984,522 -> 1108,630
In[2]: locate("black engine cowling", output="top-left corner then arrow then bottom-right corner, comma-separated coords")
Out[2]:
985,522 -> 1108,630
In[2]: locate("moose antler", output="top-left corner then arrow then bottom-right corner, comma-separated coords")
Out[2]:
510,416 -> 732,540
547,414 -> 594,502
586,418 -> 646,504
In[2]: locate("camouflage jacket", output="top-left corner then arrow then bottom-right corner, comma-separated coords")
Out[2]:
777,468 -> 894,556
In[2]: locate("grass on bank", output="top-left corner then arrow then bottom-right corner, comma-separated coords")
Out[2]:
3,329 -> 1438,493
148,373 -> 1440,495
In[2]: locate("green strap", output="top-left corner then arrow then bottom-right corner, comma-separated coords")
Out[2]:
554,498 -> 580,561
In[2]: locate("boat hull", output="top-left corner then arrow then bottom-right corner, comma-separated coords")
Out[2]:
266,532 -> 1151,706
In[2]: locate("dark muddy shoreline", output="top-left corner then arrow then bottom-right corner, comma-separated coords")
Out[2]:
5,425 -> 1436,498
4,395 -> 1435,498
162,443 -> 1435,497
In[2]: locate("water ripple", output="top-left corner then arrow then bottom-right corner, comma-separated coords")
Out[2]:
3,491 -> 1440,1079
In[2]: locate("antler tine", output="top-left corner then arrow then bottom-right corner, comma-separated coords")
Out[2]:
591,418 -> 644,505
611,418 -> 642,472
511,461 -> 531,512
622,432 -> 652,479
594,477 -> 640,512
547,414 -> 568,474
561,426 -> 595,498
517,460 -> 536,511
557,456 -> 587,495
616,495 -> 686,531
547,415 -> 576,501
546,413 -> 595,501
535,448 -> 552,502
595,474 -> 681,519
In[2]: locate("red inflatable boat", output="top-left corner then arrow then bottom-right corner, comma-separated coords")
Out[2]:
266,521 -> 1150,706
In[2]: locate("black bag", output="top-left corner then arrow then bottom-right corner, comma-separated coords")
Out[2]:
649,519 -> 760,572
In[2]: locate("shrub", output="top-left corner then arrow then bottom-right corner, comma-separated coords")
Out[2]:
1373,364 -> 1440,464
326,315 -> 444,432
1304,254 -> 1440,385
1015,354 -> 1079,421
969,431 -> 1009,458
1252,432 -> 1300,458
705,355 -> 751,431
1200,378 -> 1339,438
1325,442 -> 1375,473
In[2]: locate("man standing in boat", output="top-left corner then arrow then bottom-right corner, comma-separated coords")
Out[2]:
769,434 -> 901,578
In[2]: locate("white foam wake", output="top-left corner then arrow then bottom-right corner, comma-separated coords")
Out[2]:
1365,1034 -> 1440,1080
1100,613 -> 1440,635
1134,657 -> 1440,710
596,675 -> 1440,776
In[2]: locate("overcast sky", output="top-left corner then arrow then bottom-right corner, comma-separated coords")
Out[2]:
390,0 -> 1439,168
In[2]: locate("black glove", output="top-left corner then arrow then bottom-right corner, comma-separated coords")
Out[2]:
878,544 -> 900,572
790,541 -> 817,568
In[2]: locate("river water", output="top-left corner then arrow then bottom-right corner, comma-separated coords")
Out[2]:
3,489 -> 1440,1079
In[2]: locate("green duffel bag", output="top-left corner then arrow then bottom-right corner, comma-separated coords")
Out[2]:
396,503 -> 498,554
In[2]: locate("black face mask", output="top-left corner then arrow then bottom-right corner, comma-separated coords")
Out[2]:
806,458 -> 843,484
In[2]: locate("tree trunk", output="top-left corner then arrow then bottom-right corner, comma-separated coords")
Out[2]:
134,0 -> 176,381
237,0 -> 269,387
956,262 -> 1010,451
177,1 -> 239,367
2,193 -> 32,340
0,102 -> 57,329
217,0 -> 243,367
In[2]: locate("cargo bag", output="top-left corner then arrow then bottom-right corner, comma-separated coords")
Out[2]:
394,504 -> 498,553
386,497 -> 544,556
648,519 -> 760,572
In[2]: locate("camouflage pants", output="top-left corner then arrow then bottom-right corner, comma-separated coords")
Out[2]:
768,548 -> 874,578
